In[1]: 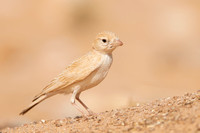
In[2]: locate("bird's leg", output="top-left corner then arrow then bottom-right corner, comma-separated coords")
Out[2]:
76,94 -> 96,115
71,90 -> 86,115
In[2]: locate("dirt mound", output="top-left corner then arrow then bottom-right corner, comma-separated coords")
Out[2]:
2,91 -> 200,133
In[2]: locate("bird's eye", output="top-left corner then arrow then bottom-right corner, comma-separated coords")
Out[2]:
102,39 -> 107,43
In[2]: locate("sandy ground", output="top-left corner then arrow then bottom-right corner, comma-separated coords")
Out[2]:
2,91 -> 200,133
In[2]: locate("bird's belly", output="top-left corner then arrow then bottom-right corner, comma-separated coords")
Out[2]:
76,68 -> 107,92
78,55 -> 112,91
89,70 -> 108,87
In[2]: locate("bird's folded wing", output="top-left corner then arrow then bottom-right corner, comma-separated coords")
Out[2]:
34,51 -> 102,97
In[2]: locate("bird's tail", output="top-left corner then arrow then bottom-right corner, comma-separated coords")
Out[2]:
19,95 -> 47,115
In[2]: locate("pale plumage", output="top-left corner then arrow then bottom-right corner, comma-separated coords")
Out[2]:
20,31 -> 123,115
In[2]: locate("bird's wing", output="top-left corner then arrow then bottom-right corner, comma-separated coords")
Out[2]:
34,50 -> 102,98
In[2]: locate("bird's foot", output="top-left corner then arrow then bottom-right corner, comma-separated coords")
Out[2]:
87,110 -> 97,116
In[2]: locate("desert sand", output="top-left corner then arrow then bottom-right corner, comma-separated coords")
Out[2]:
2,91 -> 200,133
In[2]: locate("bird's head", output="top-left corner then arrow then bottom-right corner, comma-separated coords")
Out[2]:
92,31 -> 123,54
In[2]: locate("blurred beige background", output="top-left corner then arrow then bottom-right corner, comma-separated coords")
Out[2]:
0,0 -> 200,128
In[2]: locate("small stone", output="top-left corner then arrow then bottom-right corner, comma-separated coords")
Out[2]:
41,119 -> 45,123
75,116 -> 82,119
136,103 -> 140,107
55,121 -> 63,127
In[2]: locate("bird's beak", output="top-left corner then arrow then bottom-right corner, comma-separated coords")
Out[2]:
112,39 -> 123,47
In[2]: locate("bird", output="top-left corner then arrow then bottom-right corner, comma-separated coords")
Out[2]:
19,31 -> 123,115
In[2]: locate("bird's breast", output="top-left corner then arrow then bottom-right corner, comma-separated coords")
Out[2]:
81,54 -> 113,90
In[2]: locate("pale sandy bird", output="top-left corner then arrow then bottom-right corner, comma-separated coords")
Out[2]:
20,31 -> 123,115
